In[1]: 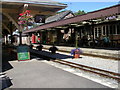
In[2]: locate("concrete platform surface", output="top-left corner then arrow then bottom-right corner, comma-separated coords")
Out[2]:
5,59 -> 110,88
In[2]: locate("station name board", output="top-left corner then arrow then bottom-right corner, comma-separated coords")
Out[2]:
34,15 -> 45,23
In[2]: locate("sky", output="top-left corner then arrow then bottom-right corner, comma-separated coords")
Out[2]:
55,0 -> 120,13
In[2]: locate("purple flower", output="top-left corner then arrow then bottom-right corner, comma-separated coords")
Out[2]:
71,48 -> 83,55
71,49 -> 76,55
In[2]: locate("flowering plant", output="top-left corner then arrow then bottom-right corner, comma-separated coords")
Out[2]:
71,48 -> 83,55
18,10 -> 34,27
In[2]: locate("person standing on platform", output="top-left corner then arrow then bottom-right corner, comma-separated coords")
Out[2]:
102,35 -> 110,47
37,36 -> 41,43
49,44 -> 58,54
36,44 -> 43,51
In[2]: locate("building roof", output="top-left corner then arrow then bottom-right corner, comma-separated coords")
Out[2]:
2,0 -> 67,35
23,4 -> 120,34
45,10 -> 73,23
2,0 -> 67,6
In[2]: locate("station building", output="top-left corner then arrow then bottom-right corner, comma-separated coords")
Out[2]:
30,10 -> 75,44
23,4 -> 120,48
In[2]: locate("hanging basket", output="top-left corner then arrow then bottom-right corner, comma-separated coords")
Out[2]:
71,48 -> 83,58
74,53 -> 80,58
27,22 -> 33,26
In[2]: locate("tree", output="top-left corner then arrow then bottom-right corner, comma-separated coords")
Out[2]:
74,10 -> 86,16
118,1 -> 120,4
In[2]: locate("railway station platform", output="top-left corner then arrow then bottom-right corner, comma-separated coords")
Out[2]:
1,45 -> 119,89
4,58 -> 112,88
1,45 -> 117,89
33,44 -> 120,60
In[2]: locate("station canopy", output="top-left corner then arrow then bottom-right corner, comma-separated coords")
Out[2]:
1,0 -> 67,35
23,4 -> 120,34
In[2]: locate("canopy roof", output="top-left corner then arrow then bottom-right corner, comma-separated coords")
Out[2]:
1,0 -> 67,35
23,4 -> 120,33
2,0 -> 66,6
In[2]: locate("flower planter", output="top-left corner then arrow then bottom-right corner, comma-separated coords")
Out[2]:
74,53 -> 80,58
71,48 -> 83,58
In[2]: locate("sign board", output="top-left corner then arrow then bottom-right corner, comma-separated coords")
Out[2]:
17,45 -> 30,61
34,15 -> 45,23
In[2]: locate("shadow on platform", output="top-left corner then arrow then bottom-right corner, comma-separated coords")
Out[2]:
2,47 -> 14,89
2,48 -> 16,72
30,49 -> 82,61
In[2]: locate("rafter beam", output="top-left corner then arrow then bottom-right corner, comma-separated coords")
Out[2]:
1,8 -> 54,16
3,12 -> 19,29
2,23 -> 10,33
1,8 -> 19,13
30,10 -> 54,16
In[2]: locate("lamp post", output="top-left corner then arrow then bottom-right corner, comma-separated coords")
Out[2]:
19,25 -> 22,45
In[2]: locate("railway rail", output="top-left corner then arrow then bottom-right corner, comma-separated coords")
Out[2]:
52,59 -> 120,82
42,47 -> 120,60
30,49 -> 120,82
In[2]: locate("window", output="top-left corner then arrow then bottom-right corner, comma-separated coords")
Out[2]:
94,28 -> 97,38
103,26 -> 106,35
112,25 -> 116,34
117,24 -> 120,34
98,27 -> 101,37
106,25 -> 109,36
110,25 -> 112,34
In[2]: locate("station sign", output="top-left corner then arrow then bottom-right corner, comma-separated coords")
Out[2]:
17,45 -> 30,61
34,15 -> 45,23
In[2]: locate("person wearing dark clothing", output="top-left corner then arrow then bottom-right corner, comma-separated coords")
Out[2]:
80,36 -> 88,47
49,45 -> 58,54
29,44 -> 33,49
102,36 -> 110,47
36,44 -> 43,51
37,37 -> 41,43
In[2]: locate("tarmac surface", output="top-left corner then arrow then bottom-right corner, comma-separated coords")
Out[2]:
6,59 -> 110,88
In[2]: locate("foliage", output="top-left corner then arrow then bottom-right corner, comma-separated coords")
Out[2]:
18,10 -> 34,27
56,10 -> 86,16
71,48 -> 83,55
74,10 -> 86,16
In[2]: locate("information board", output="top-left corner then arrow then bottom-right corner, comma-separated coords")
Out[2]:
17,45 -> 30,61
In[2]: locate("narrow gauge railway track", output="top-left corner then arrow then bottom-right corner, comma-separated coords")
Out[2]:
30,49 -> 120,82
52,59 -> 120,82
43,47 -> 119,60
